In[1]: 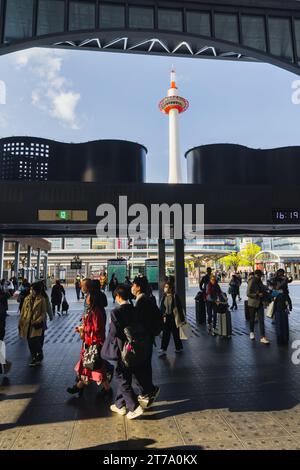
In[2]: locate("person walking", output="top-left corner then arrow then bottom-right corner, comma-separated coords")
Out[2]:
131,276 -> 161,409
236,272 -> 242,301
206,274 -> 223,335
109,274 -> 119,303
102,285 -> 144,420
158,281 -> 185,357
19,282 -> 47,366
99,271 -> 108,291
75,277 -> 81,301
247,270 -> 270,344
39,281 -> 53,357
0,283 -> 10,341
51,280 -> 65,317
228,274 -> 240,310
67,286 -> 110,396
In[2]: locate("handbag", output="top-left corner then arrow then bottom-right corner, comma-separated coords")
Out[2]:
82,343 -> 102,371
266,301 -> 274,318
179,322 -> 192,340
62,297 -> 69,311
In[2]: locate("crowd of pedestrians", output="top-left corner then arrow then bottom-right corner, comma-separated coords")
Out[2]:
198,267 -> 293,345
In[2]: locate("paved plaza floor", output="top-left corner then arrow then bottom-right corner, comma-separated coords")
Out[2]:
1,283 -> 300,450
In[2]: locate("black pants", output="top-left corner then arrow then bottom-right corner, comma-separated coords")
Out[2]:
115,361 -> 138,412
75,288 -> 81,301
52,303 -> 61,315
249,305 -> 265,337
0,310 -> 6,341
161,315 -> 183,351
28,336 -> 43,360
231,294 -> 238,309
133,345 -> 155,397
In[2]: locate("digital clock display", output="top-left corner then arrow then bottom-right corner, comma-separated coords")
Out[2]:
272,209 -> 300,223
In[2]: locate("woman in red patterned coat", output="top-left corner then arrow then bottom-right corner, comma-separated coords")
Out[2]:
67,288 -> 110,396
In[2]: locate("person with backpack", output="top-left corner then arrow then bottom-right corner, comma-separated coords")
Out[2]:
102,285 -> 145,420
206,274 -> 223,336
228,274 -> 240,310
158,280 -> 185,357
131,276 -> 162,409
67,286 -> 111,396
19,282 -> 47,367
51,280 -> 65,317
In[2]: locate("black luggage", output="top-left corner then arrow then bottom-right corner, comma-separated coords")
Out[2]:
244,300 -> 250,321
217,309 -> 232,338
195,291 -> 206,324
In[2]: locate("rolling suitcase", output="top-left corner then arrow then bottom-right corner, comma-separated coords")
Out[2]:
195,291 -> 206,324
217,309 -> 232,338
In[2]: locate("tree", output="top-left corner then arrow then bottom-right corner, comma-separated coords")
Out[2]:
220,252 -> 241,271
239,243 -> 261,270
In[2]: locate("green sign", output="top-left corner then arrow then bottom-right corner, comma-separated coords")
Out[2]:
56,210 -> 71,220
107,259 -> 127,283
145,259 -> 158,285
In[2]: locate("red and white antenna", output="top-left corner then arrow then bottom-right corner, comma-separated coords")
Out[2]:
159,70 -> 189,184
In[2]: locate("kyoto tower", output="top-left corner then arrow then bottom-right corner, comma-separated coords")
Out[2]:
159,70 -> 189,184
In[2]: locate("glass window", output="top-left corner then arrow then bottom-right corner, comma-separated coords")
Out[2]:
158,9 -> 183,32
4,0 -> 33,42
37,0 -> 65,36
294,19 -> 300,65
99,3 -> 125,29
268,17 -> 293,62
214,13 -> 239,44
69,1 -> 95,31
241,15 -> 266,51
186,11 -> 211,37
129,6 -> 154,29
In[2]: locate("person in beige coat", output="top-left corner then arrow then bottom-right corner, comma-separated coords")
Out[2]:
19,282 -> 47,367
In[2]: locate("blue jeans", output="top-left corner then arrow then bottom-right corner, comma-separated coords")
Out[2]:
206,301 -> 217,328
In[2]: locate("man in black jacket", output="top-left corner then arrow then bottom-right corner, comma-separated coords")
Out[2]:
102,286 -> 144,420
131,276 -> 161,409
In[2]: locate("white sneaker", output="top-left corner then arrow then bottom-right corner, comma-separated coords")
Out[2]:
260,337 -> 270,345
126,405 -> 144,420
158,349 -> 166,357
250,332 -> 255,340
175,349 -> 183,354
110,404 -> 127,416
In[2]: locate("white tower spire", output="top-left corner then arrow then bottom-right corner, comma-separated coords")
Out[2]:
159,70 -> 189,184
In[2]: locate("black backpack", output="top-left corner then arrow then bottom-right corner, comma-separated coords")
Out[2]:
121,324 -> 152,368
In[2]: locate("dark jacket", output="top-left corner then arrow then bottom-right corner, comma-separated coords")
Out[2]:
247,276 -> 264,308
101,303 -> 136,361
135,293 -> 160,337
0,289 -> 10,313
274,292 -> 292,312
229,279 -> 239,296
200,274 -> 210,292
160,293 -> 185,328
51,284 -> 65,304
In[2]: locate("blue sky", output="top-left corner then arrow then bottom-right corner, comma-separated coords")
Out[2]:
0,47 -> 299,182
